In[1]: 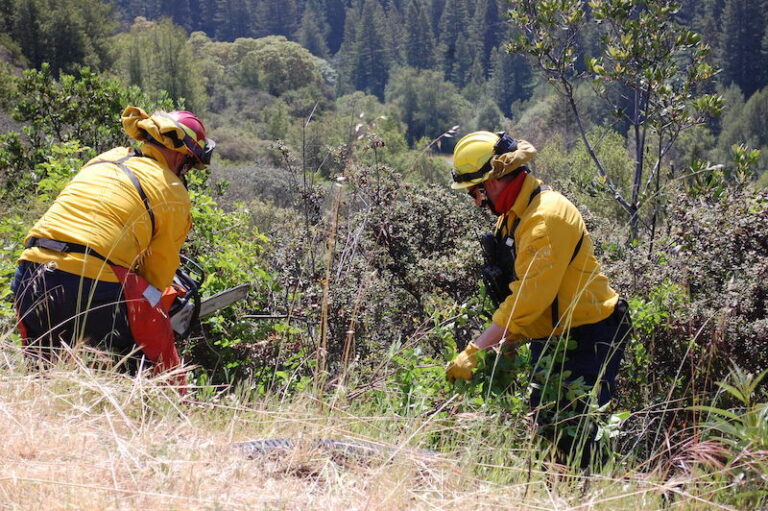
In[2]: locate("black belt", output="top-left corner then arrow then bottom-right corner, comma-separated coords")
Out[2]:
24,236 -> 118,266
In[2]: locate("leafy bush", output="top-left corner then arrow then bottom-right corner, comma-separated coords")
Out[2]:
181,170 -> 277,383
692,367 -> 768,509
0,64 -> 172,197
259,160 -> 490,388
603,182 -> 768,462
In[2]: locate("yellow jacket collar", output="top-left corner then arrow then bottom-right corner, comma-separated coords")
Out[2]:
510,174 -> 544,220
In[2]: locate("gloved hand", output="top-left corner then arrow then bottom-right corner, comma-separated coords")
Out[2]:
446,342 -> 481,383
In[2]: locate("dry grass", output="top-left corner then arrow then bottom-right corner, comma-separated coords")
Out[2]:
0,340 -> 733,510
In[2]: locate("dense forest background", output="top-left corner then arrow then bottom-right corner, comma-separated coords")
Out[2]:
1,1 -> 768,507
3,0 -> 768,170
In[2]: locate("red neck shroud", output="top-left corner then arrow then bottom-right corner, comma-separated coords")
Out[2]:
493,170 -> 528,215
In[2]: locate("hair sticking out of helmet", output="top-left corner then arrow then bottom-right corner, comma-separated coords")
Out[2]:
164,111 -> 216,169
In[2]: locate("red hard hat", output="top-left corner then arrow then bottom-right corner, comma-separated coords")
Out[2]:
166,110 -> 216,167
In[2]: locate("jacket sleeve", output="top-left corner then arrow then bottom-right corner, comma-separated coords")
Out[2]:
491,212 -> 579,335
139,195 -> 192,290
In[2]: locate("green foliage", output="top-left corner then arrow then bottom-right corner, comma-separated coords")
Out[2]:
691,367 -> 768,508
609,184 -> 768,420
34,142 -> 88,201
716,84 -> 768,170
487,46 -> 534,118
687,144 -> 762,198
252,0 -> 299,39
292,92 -> 409,176
237,36 -> 326,96
260,157 -> 488,386
720,0 -> 767,97
0,214 -> 30,334
294,0 -> 330,59
572,131 -> 633,203
187,32 -> 334,125
336,0 -> 394,99
110,17 -> 206,112
435,0 -> 468,84
385,66 -> 471,146
403,0 -> 436,70
463,343 -> 528,411
509,0 -> 722,239
0,64 -> 172,197
182,170 -> 277,382
3,0 -> 768,494
388,342 -> 448,416
5,0 -> 117,74
628,280 -> 687,338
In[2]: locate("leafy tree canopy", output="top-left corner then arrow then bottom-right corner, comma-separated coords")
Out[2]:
385,66 -> 471,146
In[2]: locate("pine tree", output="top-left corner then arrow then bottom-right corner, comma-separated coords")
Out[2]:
214,0 -> 251,40
116,18 -> 205,111
0,0 -> 14,34
350,0 -> 392,98
452,32 -> 478,88
471,0 -> 504,73
334,5 -> 361,93
188,0 -> 217,34
9,0 -> 116,74
404,0 -> 436,69
691,0 -> 725,94
720,0 -> 767,97
487,45 -> 533,117
13,0 -> 45,67
160,0 -> 193,31
295,0 -> 331,58
385,3 -> 405,66
324,0 -> 347,53
436,0 -> 467,85
253,0 -> 299,39
429,0 -> 445,37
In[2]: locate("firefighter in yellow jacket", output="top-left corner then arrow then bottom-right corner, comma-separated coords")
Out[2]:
11,106 -> 215,384
445,131 -> 631,466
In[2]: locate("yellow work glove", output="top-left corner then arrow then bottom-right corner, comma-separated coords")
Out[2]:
446,342 -> 481,383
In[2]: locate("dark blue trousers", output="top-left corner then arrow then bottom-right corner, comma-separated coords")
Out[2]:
529,299 -> 632,467
12,261 -> 138,367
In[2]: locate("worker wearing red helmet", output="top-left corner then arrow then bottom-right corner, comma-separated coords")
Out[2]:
11,106 -> 215,388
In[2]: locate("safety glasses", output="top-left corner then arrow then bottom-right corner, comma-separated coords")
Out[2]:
181,136 -> 215,166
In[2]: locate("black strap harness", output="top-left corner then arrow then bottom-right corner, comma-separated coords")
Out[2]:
481,185 -> 585,328
25,152 -> 156,266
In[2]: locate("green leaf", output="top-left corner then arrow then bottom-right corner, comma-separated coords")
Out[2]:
689,405 -> 741,422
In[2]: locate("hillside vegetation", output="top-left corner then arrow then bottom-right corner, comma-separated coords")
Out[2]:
1,0 -> 767,508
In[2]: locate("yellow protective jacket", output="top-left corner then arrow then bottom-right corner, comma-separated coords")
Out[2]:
491,174 -> 618,340
20,144 -> 192,289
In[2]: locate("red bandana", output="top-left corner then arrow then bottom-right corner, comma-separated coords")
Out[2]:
493,171 -> 528,214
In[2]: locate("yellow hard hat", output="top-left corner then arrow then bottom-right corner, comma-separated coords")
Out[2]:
451,131 -> 536,189
450,131 -> 511,189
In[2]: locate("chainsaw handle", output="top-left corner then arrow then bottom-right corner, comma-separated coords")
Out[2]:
169,255 -> 206,340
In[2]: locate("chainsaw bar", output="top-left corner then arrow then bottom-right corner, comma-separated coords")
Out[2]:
199,283 -> 251,317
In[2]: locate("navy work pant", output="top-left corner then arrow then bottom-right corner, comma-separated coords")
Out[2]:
11,261 -> 139,369
529,299 -> 632,467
